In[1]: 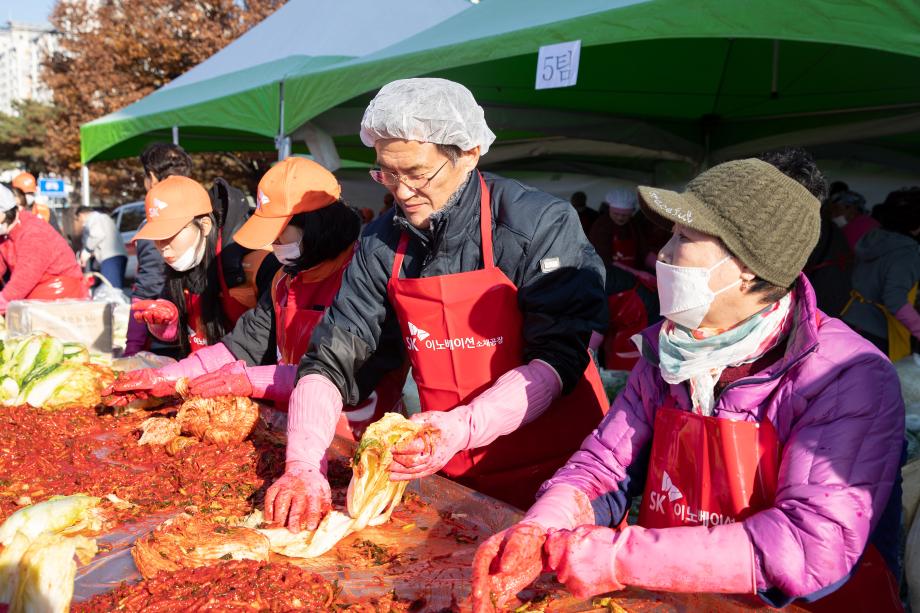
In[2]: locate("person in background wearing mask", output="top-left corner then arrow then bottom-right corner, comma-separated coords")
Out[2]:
264,78 -> 608,533
104,159 -> 407,439
0,184 -> 86,312
73,206 -> 128,289
11,172 -> 55,226
827,190 -> 880,251
842,191 -> 920,361
127,176 -> 276,357
759,148 -> 852,319
472,159 -> 904,612
126,144 -> 186,356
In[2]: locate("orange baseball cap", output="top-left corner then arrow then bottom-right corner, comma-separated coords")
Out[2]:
12,172 -> 36,194
234,157 -> 341,249
133,175 -> 213,241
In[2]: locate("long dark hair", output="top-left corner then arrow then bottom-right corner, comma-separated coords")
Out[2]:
163,214 -> 225,355
283,201 -> 361,273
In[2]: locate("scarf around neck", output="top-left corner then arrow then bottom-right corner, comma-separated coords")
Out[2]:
656,290 -> 796,416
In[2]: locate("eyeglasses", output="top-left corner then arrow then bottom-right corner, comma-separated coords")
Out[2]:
369,160 -> 450,190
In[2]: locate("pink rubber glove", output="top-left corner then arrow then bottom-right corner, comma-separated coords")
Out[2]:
390,360 -> 562,480
158,342 -> 236,380
589,330 -> 604,352
544,522 -> 756,599
471,523 -> 548,613
470,486 -> 595,612
102,368 -> 178,406
245,364 -> 297,404
263,374 -> 342,532
188,361 -> 253,397
132,299 -> 179,342
544,525 -> 626,598
895,303 -> 920,340
523,485 -> 596,530
132,298 -> 178,325
188,362 -> 298,403
263,461 -> 331,533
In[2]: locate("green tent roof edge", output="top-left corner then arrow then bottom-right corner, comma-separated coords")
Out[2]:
79,55 -> 353,164
282,0 -> 920,134
80,0 -> 920,164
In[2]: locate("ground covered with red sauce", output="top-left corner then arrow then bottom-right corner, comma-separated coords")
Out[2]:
71,559 -> 414,612
0,403 -> 284,526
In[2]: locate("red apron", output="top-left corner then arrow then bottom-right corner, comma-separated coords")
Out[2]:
181,237 -> 264,354
639,395 -> 901,611
610,225 -> 638,267
216,233 -> 263,324
271,259 -> 350,367
271,251 -> 406,441
26,275 -> 89,301
385,173 -> 608,509
602,287 -> 647,371
183,290 -> 210,353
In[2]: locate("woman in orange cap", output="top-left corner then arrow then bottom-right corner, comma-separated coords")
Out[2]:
125,175 -> 274,357
12,171 -> 54,225
105,158 -> 406,440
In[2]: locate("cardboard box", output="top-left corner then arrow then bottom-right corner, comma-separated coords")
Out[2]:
6,299 -> 114,354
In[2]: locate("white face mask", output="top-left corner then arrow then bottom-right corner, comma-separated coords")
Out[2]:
273,241 -> 301,266
656,256 -> 741,329
831,215 -> 848,228
167,228 -> 206,272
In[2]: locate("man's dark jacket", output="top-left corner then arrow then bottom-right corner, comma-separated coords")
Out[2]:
298,172 -> 607,405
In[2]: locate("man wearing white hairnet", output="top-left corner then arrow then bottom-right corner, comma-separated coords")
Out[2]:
264,78 -> 608,530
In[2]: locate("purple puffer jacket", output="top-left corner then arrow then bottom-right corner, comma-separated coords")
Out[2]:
540,275 -> 904,604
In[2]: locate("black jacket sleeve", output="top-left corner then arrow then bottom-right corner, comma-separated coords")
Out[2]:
221,288 -> 277,366
518,200 -> 607,393
297,231 -> 394,405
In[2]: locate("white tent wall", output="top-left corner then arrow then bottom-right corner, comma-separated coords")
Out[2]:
817,158 -> 919,207
334,158 -> 918,219
164,0 -> 471,91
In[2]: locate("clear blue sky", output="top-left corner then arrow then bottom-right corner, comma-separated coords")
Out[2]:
0,0 -> 53,26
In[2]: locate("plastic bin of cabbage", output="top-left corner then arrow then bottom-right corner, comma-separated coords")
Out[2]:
0,333 -> 109,410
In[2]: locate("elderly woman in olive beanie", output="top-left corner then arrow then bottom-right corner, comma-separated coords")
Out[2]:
472,157 -> 905,611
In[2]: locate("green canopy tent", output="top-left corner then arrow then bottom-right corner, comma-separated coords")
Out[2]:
77,0 -> 471,203
81,0 -> 920,194
277,0 -> 920,176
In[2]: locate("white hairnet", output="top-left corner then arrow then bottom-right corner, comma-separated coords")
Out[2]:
605,187 -> 638,212
0,185 -> 16,212
360,78 -> 496,155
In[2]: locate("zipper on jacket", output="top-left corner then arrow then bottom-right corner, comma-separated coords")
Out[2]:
715,340 -> 819,404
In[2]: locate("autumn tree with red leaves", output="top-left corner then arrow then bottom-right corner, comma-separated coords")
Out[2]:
43,0 -> 283,205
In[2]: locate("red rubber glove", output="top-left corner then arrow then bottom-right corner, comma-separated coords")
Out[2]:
101,368 -> 178,407
470,523 -> 548,612
187,361 -> 254,398
389,410 -> 469,480
131,299 -> 179,326
263,461 -> 331,533
544,525 -> 624,599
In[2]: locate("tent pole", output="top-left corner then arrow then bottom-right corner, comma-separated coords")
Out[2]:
172,126 -> 179,145
771,40 -> 780,98
81,165 -> 90,207
276,81 -> 289,161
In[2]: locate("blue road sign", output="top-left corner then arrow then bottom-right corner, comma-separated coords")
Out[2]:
38,178 -> 67,197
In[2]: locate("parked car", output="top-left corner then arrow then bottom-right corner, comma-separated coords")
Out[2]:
111,201 -> 146,281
